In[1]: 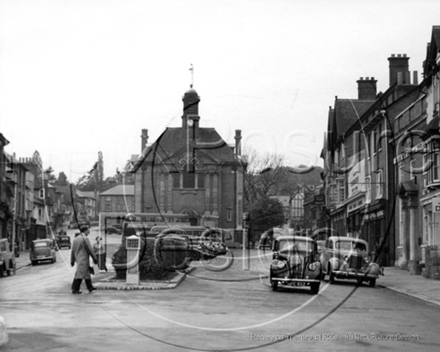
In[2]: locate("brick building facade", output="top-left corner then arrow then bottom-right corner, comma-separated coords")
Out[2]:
130,87 -> 245,231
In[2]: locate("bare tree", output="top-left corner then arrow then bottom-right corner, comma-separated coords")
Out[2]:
243,146 -> 287,206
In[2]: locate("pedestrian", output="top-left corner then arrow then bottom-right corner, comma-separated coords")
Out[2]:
93,236 -> 107,272
70,225 -> 98,294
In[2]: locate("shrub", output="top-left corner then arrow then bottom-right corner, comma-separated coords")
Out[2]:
111,237 -> 189,281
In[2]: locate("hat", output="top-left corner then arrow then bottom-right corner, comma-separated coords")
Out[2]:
80,225 -> 89,233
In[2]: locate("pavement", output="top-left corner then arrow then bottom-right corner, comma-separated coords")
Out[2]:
12,249 -> 440,307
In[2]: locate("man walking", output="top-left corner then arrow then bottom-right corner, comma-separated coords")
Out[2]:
71,225 -> 98,294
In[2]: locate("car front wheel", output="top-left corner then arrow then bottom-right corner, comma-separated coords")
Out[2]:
328,266 -> 335,284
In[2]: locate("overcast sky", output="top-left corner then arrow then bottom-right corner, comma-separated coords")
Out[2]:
1,0 -> 439,182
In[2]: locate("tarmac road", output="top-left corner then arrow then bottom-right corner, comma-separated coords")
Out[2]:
1,232 -> 440,352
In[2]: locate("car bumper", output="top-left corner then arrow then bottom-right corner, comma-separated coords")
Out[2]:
31,255 -> 54,261
333,270 -> 379,280
271,278 -> 321,284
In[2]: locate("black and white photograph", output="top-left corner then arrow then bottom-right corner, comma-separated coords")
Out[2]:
1,0 -> 440,351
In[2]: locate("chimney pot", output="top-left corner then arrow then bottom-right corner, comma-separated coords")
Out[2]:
366,77 -> 369,80
141,129 -> 149,152
371,77 -> 375,80
413,71 -> 419,85
397,54 -> 402,57
360,77 -> 364,80
391,54 -> 396,57
403,54 -> 407,58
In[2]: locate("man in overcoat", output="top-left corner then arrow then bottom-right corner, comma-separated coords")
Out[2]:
71,225 -> 98,294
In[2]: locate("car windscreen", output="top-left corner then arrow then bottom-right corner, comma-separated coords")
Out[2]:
335,241 -> 367,251
279,240 -> 314,253
34,242 -> 50,248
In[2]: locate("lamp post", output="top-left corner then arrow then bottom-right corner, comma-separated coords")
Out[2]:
6,167 -> 17,254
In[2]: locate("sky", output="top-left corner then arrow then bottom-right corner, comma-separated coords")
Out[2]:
1,0 -> 439,183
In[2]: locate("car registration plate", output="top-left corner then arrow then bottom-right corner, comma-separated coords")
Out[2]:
292,282 -> 308,287
37,255 -> 45,259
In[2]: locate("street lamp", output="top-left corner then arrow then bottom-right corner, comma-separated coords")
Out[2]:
6,166 -> 17,255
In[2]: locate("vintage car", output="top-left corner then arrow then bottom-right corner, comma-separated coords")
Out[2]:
154,228 -> 229,270
320,236 -> 381,287
56,233 -> 71,249
105,226 -> 122,235
0,238 -> 16,277
269,236 -> 322,294
30,239 -> 57,265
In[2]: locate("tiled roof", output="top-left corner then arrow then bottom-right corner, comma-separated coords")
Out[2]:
432,26 -> 440,48
76,190 -> 95,199
132,127 -> 237,172
99,185 -> 134,196
327,99 -> 374,154
334,99 -> 373,137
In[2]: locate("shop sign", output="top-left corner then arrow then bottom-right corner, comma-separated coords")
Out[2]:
394,142 -> 426,164
314,195 -> 325,205
432,198 -> 440,213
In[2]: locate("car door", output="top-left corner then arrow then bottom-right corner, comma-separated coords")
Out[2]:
321,239 -> 333,273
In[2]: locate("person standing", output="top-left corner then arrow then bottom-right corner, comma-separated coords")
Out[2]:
70,225 -> 98,294
93,236 -> 107,272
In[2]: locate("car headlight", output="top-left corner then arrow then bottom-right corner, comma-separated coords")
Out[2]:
308,262 -> 318,271
277,261 -> 286,269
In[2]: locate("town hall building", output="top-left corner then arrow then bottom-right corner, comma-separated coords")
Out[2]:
130,86 -> 246,232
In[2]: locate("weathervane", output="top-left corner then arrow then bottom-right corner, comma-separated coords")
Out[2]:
189,63 -> 194,88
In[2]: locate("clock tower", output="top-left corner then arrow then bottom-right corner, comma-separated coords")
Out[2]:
182,86 -> 200,133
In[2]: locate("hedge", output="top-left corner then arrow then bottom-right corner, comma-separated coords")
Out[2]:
111,237 -> 190,281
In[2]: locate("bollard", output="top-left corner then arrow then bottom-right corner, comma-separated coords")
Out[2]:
126,235 -> 140,285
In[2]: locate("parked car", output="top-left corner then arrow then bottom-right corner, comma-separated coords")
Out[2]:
154,229 -> 229,268
56,233 -> 71,249
105,226 -> 122,235
0,238 -> 16,277
269,236 -> 322,294
320,236 -> 381,287
30,239 -> 57,265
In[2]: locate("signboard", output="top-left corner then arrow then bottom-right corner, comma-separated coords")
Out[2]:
432,198 -> 440,213
348,158 -> 365,198
314,195 -> 325,205
126,235 -> 140,249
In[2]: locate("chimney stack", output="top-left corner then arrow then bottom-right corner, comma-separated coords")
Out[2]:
235,130 -> 242,156
141,129 -> 149,152
413,71 -> 418,85
357,77 -> 377,100
388,53 -> 410,86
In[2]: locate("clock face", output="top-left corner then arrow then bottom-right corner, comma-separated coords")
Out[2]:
187,119 -> 194,126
